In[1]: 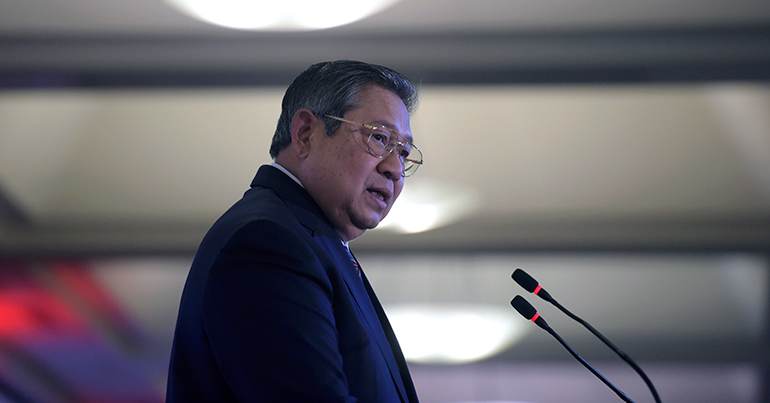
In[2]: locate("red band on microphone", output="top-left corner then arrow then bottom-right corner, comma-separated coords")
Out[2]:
534,285 -> 542,295
531,313 -> 540,323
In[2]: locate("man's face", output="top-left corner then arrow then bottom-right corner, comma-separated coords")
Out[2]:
302,85 -> 412,242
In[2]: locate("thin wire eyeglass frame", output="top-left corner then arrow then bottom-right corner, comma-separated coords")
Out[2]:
323,114 -> 423,177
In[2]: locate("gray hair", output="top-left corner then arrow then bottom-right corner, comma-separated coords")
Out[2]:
269,60 -> 418,158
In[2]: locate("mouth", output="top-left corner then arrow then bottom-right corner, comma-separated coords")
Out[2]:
368,189 -> 387,202
367,187 -> 391,205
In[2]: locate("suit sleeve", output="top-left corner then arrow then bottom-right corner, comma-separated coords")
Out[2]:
201,219 -> 358,403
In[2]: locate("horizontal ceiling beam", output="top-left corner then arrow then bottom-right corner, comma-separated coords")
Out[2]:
2,215 -> 769,257
0,25 -> 769,88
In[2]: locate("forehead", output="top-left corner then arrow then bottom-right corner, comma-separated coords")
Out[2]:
351,86 -> 413,142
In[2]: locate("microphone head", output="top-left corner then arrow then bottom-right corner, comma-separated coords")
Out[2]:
512,268 -> 539,293
510,295 -> 537,320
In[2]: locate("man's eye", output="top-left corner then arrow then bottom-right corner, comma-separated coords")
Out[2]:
371,132 -> 389,145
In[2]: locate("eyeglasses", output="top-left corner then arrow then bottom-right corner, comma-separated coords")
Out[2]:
323,115 -> 423,177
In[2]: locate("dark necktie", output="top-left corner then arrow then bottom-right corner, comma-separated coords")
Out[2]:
345,246 -> 362,278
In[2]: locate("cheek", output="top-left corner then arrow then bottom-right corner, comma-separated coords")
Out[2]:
393,182 -> 404,200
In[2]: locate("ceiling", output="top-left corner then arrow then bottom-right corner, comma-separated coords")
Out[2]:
1,0 -> 769,256
0,1 -> 770,403
2,82 -> 770,255
1,0 -> 768,33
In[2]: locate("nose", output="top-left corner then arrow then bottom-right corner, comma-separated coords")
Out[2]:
377,150 -> 404,180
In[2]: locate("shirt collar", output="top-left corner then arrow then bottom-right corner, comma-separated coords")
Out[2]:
270,162 -> 304,188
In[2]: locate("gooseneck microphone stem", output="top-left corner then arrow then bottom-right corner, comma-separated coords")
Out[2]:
543,324 -> 635,403
511,295 -> 635,403
512,268 -> 662,403
549,298 -> 662,403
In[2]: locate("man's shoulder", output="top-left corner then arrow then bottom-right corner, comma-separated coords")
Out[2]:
191,187 -> 300,271
211,185 -> 294,239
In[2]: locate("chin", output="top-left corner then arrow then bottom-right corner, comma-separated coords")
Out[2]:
351,215 -> 381,232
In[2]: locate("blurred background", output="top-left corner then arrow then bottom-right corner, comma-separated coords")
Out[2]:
1,1 -> 769,402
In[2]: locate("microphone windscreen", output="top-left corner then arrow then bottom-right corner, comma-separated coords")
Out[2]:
511,295 -> 537,320
512,269 -> 539,293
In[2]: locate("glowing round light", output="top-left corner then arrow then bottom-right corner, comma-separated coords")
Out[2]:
385,303 -> 529,364
163,0 -> 402,30
378,178 -> 478,234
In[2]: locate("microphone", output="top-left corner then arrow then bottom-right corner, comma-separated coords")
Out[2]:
512,269 -> 662,403
511,268 -> 553,302
510,294 -> 548,330
511,295 -> 635,403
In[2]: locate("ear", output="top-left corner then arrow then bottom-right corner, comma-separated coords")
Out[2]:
290,109 -> 320,159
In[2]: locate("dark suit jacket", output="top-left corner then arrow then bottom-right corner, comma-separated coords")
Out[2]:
167,165 -> 418,403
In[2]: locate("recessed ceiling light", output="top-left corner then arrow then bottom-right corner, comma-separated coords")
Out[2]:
378,178 -> 479,234
386,303 -> 528,364
163,0 -> 402,31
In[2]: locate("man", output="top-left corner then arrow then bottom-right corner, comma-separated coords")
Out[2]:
167,60 -> 422,403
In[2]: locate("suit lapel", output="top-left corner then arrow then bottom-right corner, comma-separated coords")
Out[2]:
360,270 -> 419,403
344,249 -> 414,403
